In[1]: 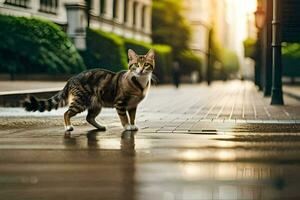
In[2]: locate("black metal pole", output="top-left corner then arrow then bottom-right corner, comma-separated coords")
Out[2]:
271,0 -> 284,105
255,31 -> 263,91
207,28 -> 212,86
263,0 -> 273,96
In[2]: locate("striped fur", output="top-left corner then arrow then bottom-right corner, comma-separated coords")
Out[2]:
23,49 -> 155,132
23,90 -> 67,112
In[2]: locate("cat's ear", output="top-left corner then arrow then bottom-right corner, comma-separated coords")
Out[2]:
128,49 -> 138,60
146,49 -> 155,60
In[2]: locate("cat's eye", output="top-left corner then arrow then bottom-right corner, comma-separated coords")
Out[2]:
130,64 -> 137,70
144,63 -> 153,70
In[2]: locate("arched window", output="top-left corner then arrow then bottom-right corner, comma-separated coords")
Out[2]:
100,0 -> 106,14
133,2 -> 138,26
124,0 -> 128,23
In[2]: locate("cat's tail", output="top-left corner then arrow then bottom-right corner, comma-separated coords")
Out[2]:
22,87 -> 68,112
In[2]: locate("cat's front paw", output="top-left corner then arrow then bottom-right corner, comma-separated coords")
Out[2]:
65,125 -> 74,132
124,124 -> 139,131
130,124 -> 139,131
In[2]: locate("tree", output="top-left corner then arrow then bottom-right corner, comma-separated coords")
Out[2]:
152,0 -> 191,57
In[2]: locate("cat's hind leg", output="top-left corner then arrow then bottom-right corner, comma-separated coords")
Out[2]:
64,97 -> 86,132
86,107 -> 106,131
64,110 -> 76,131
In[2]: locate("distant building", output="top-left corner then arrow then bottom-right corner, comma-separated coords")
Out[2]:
184,0 -> 210,56
184,0 -> 257,79
0,0 -> 152,49
183,0 -> 212,79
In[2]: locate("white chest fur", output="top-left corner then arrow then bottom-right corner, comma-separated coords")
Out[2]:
136,74 -> 151,96
136,74 -> 151,88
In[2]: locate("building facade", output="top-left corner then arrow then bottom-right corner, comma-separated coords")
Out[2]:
184,0 -> 257,80
0,0 -> 152,49
183,0 -> 211,80
184,0 -> 210,57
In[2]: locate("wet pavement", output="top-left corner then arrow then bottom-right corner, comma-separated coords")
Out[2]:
0,81 -> 300,200
1,129 -> 300,200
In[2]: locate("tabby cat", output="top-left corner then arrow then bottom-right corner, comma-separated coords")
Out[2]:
23,49 -> 155,132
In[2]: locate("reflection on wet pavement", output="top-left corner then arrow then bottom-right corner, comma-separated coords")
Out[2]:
1,82 -> 300,199
0,129 -> 299,200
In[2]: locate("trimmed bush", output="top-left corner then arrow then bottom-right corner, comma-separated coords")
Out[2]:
177,50 -> 202,75
282,43 -> 300,77
124,39 -> 173,82
243,38 -> 256,59
152,45 -> 173,81
221,48 -> 240,75
0,15 -> 85,76
81,28 -> 127,71
124,38 -> 152,54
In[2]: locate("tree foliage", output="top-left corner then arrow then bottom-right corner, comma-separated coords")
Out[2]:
152,0 -> 191,57
177,50 -> 202,75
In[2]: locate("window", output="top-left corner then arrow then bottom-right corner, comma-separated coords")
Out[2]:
124,0 -> 128,23
4,0 -> 29,8
141,5 -> 146,28
100,0 -> 106,14
39,0 -> 58,14
113,0 -> 118,19
133,2 -> 138,26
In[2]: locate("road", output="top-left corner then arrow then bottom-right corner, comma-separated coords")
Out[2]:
0,81 -> 300,200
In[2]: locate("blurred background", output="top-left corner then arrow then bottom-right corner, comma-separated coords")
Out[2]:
0,0 -> 299,86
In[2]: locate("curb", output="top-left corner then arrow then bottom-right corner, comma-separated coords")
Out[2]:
0,88 -> 61,107
283,91 -> 300,101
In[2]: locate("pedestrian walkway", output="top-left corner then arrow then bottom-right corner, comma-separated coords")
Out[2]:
284,84 -> 300,100
0,81 -> 300,200
0,81 -> 299,132
0,81 -> 65,92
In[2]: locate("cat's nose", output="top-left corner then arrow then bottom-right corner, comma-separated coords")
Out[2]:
136,68 -> 142,75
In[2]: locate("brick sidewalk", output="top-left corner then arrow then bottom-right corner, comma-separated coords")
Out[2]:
1,80 -> 299,134
134,81 -> 300,133
1,81 -> 300,200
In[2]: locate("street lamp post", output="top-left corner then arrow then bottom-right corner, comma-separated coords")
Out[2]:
271,0 -> 284,105
254,5 -> 266,91
207,28 -> 213,86
262,0 -> 273,97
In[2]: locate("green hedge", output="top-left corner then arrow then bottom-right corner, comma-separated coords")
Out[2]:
282,43 -> 300,76
124,39 -> 173,82
152,44 -> 173,81
81,28 -> 127,71
209,48 -> 240,80
221,48 -> 240,75
177,50 -> 202,75
124,38 -> 152,54
0,15 -> 85,76
243,38 -> 256,59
